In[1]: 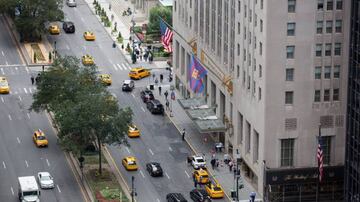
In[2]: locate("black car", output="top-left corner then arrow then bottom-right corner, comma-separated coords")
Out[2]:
190,189 -> 211,202
166,193 -> 188,202
122,80 -> 135,92
140,89 -> 154,102
146,99 -> 164,115
63,21 -> 75,33
146,162 -> 163,177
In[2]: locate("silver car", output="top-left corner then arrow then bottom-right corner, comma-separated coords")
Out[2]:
37,172 -> 54,189
66,0 -> 77,7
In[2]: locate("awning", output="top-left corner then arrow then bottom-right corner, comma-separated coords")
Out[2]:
158,0 -> 173,7
178,97 -> 206,109
194,119 -> 226,133
186,108 -> 216,120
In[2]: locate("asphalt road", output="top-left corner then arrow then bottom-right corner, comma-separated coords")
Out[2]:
56,1 -> 228,202
0,16 -> 84,202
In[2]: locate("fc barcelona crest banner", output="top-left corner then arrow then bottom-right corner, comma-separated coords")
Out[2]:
188,54 -> 207,93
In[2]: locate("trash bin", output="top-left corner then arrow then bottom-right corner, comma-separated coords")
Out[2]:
149,84 -> 154,90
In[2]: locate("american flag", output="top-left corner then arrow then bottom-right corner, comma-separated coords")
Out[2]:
160,18 -> 173,52
317,137 -> 324,182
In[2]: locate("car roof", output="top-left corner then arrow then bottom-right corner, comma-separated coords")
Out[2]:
193,156 -> 204,159
123,80 -> 133,84
125,156 -> 136,161
130,67 -> 145,71
38,172 -> 50,177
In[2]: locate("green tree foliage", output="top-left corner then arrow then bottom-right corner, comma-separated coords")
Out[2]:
0,0 -> 64,42
147,6 -> 172,35
31,56 -> 132,174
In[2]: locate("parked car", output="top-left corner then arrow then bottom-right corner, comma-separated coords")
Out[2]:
146,99 -> 164,115
146,162 -> 163,177
122,80 -> 135,91
166,193 -> 187,202
140,89 -> 154,102
190,189 -> 211,202
63,21 -> 75,33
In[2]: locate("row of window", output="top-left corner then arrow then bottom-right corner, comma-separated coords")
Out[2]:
315,43 -> 342,56
314,88 -> 340,102
315,65 -> 340,79
316,20 -> 343,34
288,0 -> 343,13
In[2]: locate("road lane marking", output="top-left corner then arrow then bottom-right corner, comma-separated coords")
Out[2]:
1,51 -> 4,56
56,185 -> 61,193
148,148 -> 154,155
27,113 -> 30,119
117,63 -> 122,70
121,63 -> 127,70
23,88 -> 28,94
131,93 -> 135,98
1,68 -> 4,75
29,88 -> 32,93
18,95 -> 22,101
46,159 -> 50,167
139,170 -> 145,178
17,137 -> 21,144
169,146 -> 173,151
2,161 -> 6,169
1,97 -> 4,103
125,147 -> 130,154
25,67 -> 29,73
8,114 -> 12,120
10,187 -> 14,195
184,170 -> 190,178
141,107 -> 145,112
25,160 -> 29,167
165,172 -> 170,179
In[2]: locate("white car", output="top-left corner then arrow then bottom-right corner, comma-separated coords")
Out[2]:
66,0 -> 77,7
37,172 -> 54,189
191,155 -> 206,169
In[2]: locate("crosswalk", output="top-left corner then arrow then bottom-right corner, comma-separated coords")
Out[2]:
8,87 -> 37,95
112,62 -> 132,71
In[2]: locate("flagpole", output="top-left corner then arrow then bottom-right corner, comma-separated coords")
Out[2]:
316,124 -> 321,202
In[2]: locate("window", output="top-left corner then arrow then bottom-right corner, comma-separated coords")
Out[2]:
324,66 -> 331,79
335,20 -> 342,33
315,66 -> 322,79
238,22 -> 241,34
237,65 -> 240,78
244,5 -> 247,18
254,36 -> 257,49
288,0 -> 296,12
253,81 -> 256,95
260,19 -> 263,32
327,0 -> 333,10
285,91 -> 294,104
333,65 -> 340,78
281,139 -> 294,167
326,20 -> 333,33
238,0 -> 241,13
334,43 -> 341,55
259,87 -> 262,100
242,70 -> 246,84
259,65 -> 262,77
190,0 -> 192,8
237,44 -> 240,56
316,44 -> 322,56
321,136 -> 332,164
317,21 -> 323,34
314,90 -> 321,102
249,9 -> 252,22
324,89 -> 330,101
243,49 -> 246,61
287,23 -> 296,36
318,0 -> 324,10
325,43 -> 332,56
259,42 -> 263,55
261,0 -> 263,9
286,46 -> 295,59
333,88 -> 339,101
249,32 -> 252,44
254,14 -> 257,26
336,0 -> 342,10
286,68 -> 294,81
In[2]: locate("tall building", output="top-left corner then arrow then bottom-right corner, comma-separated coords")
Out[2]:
173,0 -> 350,200
345,0 -> 360,201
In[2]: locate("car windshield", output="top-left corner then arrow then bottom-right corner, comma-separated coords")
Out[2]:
129,71 -> 136,74
128,161 -> 136,165
37,136 -> 46,140
23,191 -> 38,196
196,159 -> 205,163
0,82 -> 7,87
41,175 -> 51,181
213,186 -> 222,191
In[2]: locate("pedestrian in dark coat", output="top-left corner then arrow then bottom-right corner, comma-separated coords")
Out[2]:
182,129 -> 186,141
158,86 -> 162,95
30,76 -> 35,85
211,159 -> 216,170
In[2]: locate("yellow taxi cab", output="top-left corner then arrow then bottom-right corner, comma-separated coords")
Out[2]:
128,124 -> 140,138
32,129 -> 48,147
205,181 -> 224,199
49,25 -> 60,35
122,156 -> 138,171
83,31 -> 95,41
0,77 -> 10,94
99,74 -> 112,85
128,67 -> 150,80
82,54 -> 94,65
193,169 -> 209,184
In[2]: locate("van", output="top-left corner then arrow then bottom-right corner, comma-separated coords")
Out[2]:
128,67 -> 150,80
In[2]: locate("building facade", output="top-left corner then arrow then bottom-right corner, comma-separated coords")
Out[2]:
345,0 -> 360,201
173,0 -> 350,200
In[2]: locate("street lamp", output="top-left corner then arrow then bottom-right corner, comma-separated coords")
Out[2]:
131,176 -> 137,202
232,149 -> 243,202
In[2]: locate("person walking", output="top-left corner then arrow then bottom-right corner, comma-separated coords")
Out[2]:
182,128 -> 186,141
164,90 -> 169,100
158,86 -> 162,95
165,100 -> 170,111
155,78 -> 159,85
160,74 -> 163,83
211,158 -> 216,170
229,160 -> 234,172
30,76 -> 35,85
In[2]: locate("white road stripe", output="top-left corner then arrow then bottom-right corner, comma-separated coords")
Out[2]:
10,187 -> 14,195
56,185 -> 61,193
25,67 -> 29,73
16,137 -> 20,144
23,88 -> 28,94
148,148 -> 154,155
165,172 -> 170,179
46,159 -> 50,167
18,95 -> 22,101
25,160 -> 29,167
29,88 -> 32,93
131,93 -> 135,98
141,107 -> 145,112
184,170 -> 190,178
125,147 -> 130,154
8,114 -> 12,120
117,63 -> 122,70
1,68 -> 4,75
27,113 -> 30,119
1,51 -> 4,56
2,161 -> 6,169
1,97 -> 4,103
139,170 -> 145,178
169,146 -> 173,151
121,63 -> 127,70
113,64 -> 118,71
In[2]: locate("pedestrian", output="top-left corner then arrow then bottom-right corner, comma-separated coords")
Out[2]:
152,73 -> 156,81
111,14 -> 114,21
182,128 -> 186,141
193,175 -> 197,188
155,78 -> 159,85
30,76 -> 34,85
160,74 -> 163,83
158,86 -> 162,95
166,100 -> 170,111
216,159 -> 220,168
42,65 -> 44,72
229,160 -> 234,172
121,44 -> 124,49
109,3 -> 112,10
164,90 -> 169,100
211,158 -> 216,170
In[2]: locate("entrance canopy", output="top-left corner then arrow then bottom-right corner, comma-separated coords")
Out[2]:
178,98 -> 226,133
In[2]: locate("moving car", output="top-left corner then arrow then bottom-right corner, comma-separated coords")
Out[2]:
33,129 -> 48,147
82,54 -> 94,65
49,25 -> 60,35
122,156 -> 138,171
205,182 -> 224,199
193,169 -> 209,184
37,172 -> 54,189
190,189 -> 212,202
146,162 -> 163,177
128,124 -> 140,138
63,21 -> 75,33
140,89 -> 154,102
191,155 -> 206,169
146,99 -> 164,115
66,0 -> 77,7
0,77 -> 10,94
128,67 -> 150,80
166,193 -> 188,202
83,31 -> 95,41
122,80 -> 135,91
99,74 -> 112,85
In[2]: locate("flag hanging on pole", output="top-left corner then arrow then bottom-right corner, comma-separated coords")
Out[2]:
159,18 -> 173,52
188,54 -> 207,93
317,136 -> 324,182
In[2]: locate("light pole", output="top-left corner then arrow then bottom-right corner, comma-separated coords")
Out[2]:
234,149 -> 243,202
131,176 -> 136,202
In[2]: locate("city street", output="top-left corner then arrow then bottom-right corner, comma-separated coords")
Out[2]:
0,16 -> 85,202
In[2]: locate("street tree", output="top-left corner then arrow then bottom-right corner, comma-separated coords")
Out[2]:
147,6 -> 172,35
